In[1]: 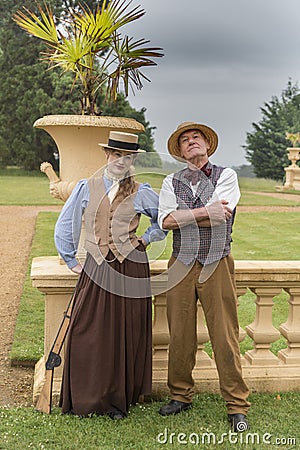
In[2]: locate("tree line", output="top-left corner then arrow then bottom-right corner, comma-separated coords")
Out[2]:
245,80 -> 300,181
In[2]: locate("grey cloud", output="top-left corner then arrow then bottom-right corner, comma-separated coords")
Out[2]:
125,0 -> 300,167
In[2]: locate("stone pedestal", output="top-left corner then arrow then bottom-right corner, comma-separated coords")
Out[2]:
278,147 -> 300,191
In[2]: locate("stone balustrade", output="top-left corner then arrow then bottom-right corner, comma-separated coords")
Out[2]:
31,257 -> 300,404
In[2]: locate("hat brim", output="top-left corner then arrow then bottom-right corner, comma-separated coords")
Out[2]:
98,143 -> 145,153
167,123 -> 218,159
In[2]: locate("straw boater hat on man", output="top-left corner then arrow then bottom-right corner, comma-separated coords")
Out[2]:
99,131 -> 145,153
167,121 -> 218,160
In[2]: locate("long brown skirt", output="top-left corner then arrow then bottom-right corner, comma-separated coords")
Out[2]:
59,248 -> 152,417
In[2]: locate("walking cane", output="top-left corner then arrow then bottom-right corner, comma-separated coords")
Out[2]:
35,289 -> 76,414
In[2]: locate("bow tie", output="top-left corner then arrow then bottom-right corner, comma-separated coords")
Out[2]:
184,166 -> 212,185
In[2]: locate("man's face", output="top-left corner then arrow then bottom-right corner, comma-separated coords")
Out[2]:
178,129 -> 210,161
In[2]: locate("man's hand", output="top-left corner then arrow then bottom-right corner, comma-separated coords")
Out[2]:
162,200 -> 233,230
71,263 -> 82,274
205,200 -> 232,226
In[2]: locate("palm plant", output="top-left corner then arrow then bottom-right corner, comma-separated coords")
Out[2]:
13,0 -> 163,115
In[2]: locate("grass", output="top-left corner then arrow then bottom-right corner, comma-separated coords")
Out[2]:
0,176 -> 63,205
0,392 -> 299,449
238,177 -> 279,192
239,191 -> 300,206
231,212 -> 300,259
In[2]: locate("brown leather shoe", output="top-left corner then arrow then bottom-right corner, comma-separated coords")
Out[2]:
159,400 -> 192,416
228,413 -> 249,432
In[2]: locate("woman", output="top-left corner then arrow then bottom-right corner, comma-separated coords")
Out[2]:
54,131 -> 166,419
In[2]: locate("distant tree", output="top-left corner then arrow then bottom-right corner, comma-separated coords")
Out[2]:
231,164 -> 255,178
244,80 -> 300,180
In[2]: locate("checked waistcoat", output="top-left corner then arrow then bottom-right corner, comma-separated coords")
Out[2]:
172,163 -> 234,265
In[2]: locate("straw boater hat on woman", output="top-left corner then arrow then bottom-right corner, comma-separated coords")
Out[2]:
167,121 -> 219,160
99,131 -> 145,153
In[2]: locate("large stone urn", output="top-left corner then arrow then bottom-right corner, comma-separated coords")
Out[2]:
36,114 -> 145,201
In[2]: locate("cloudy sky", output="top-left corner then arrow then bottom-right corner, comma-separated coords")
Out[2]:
124,0 -> 300,168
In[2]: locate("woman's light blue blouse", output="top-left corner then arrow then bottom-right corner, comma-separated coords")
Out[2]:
54,177 -> 167,269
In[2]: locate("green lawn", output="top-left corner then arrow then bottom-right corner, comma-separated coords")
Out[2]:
0,176 -> 63,205
239,191 -> 300,206
0,391 -> 299,449
232,211 -> 300,259
238,176 -> 279,192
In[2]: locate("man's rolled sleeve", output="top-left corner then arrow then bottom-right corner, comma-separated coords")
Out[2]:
206,168 -> 240,210
158,175 -> 178,229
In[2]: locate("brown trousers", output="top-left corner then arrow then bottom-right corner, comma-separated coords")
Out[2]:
166,254 -> 250,415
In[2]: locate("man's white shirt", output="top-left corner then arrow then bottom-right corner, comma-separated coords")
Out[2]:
158,168 -> 240,230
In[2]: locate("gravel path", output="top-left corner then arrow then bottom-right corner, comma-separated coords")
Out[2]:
0,205 -> 61,407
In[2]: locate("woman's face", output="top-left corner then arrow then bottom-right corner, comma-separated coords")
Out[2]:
106,150 -> 134,177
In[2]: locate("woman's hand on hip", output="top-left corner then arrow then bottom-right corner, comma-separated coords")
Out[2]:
71,263 -> 83,274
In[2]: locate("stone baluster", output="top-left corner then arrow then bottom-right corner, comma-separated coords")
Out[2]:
150,266 -> 169,376
152,292 -> 169,372
236,286 -> 248,343
236,286 -> 248,365
245,287 -> 281,365
278,287 -> 300,364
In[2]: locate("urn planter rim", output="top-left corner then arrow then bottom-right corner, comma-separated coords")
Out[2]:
33,114 -> 145,131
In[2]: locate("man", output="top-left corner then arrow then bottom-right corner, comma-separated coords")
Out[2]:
158,122 -> 250,432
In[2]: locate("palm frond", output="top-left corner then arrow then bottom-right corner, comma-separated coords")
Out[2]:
74,0 -> 144,43
12,3 -> 58,44
106,0 -> 145,29
50,36 -> 93,70
105,34 -> 163,100
72,2 -> 114,42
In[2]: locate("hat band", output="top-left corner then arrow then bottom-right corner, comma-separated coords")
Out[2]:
108,139 -> 139,151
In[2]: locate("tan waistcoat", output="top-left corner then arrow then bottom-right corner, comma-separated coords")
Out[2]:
84,176 -> 141,264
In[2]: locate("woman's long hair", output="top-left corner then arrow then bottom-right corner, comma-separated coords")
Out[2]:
115,166 -> 137,200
